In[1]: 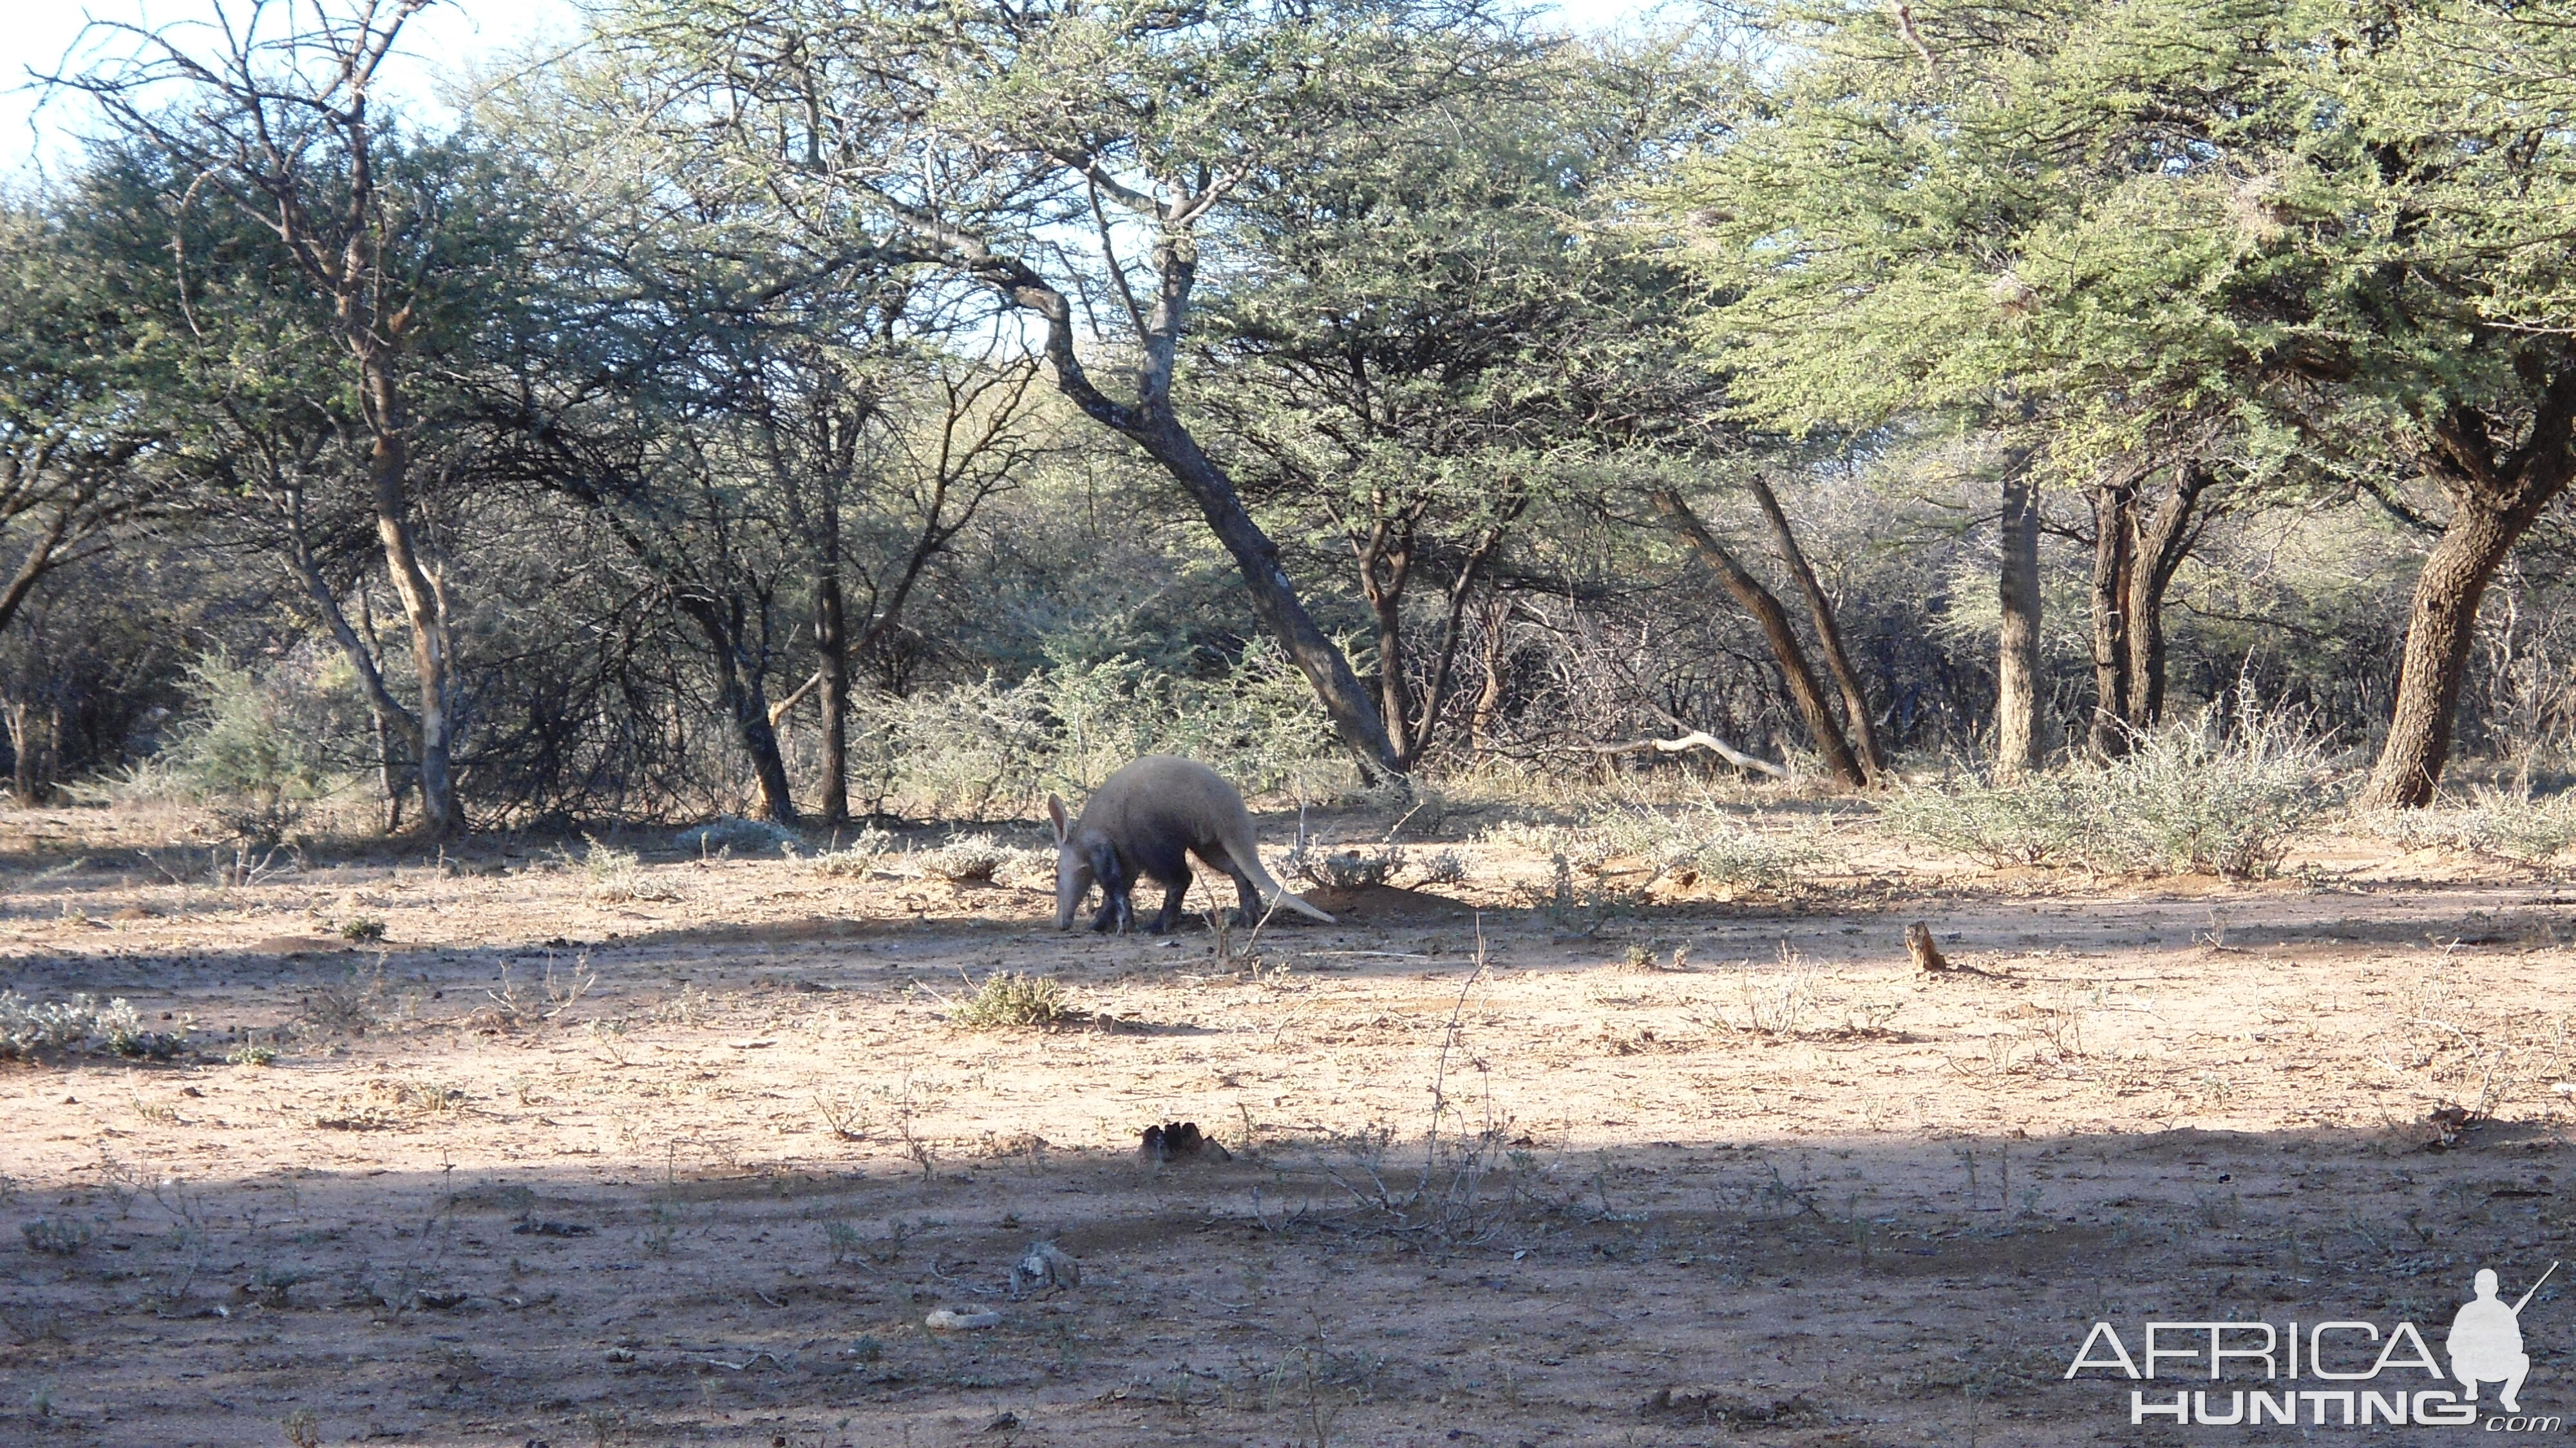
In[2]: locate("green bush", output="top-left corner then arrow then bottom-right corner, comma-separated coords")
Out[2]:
949,972 -> 1074,1030
164,652 -> 336,843
849,643 -> 1341,819
0,991 -> 175,1060
2363,786 -> 2576,868
1582,800 -> 1829,891
1882,703 -> 2336,879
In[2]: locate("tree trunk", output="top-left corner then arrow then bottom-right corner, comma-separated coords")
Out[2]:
6,698 -> 37,805
2360,377 -> 2576,808
1137,417 -> 1399,776
357,589 -> 405,833
1647,487 -> 1868,788
363,370 -> 460,838
2087,473 -> 2137,760
1995,464 -> 2046,779
815,573 -> 851,828
2126,460 -> 2218,731
2360,502 -> 2538,808
679,595 -> 799,825
1746,474 -> 1884,783
1355,518 -> 1419,767
974,232 -> 1399,777
1470,590 -> 1510,754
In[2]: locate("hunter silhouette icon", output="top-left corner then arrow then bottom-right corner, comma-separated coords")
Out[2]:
2448,1262 -> 2557,1413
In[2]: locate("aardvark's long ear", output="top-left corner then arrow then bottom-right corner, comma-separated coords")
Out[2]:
1046,794 -> 1069,845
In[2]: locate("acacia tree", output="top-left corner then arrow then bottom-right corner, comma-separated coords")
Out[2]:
1672,0 -> 2576,800
1665,1 -> 2302,776
607,0 -> 1550,779
744,340 -> 1048,825
1195,43 -> 1721,772
0,205 -> 168,799
63,0 -> 483,833
478,48 -> 1053,827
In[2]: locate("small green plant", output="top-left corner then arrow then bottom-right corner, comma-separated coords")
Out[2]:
919,832 -> 1011,884
227,1041 -> 279,1067
804,825 -> 896,878
1415,848 -> 1469,886
283,1406 -> 321,1448
339,917 -> 387,944
674,815 -> 799,855
823,1219 -> 864,1264
21,1217 -> 97,1255
950,972 -> 1074,1030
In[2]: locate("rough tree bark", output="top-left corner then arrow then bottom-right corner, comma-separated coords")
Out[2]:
1354,505 -> 1518,771
1745,473 -> 1884,783
2126,460 -> 2218,732
2360,372 -> 2576,807
676,593 -> 799,826
1470,591 -> 1511,754
813,573 -> 850,827
2088,455 -> 2221,760
1995,464 -> 2045,779
363,376 -> 459,837
1647,487 -> 1868,788
2087,468 -> 2138,761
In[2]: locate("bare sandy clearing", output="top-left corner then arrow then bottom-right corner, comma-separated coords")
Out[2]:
5,812 -> 2575,1445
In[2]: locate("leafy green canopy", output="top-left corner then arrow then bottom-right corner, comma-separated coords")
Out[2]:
1671,0 -> 2576,471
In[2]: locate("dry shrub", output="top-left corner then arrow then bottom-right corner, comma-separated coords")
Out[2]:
950,973 -> 1074,1030
1415,848 -> 1469,886
2363,785 -> 2576,868
803,825 -> 895,877
1582,800 -> 1826,891
0,993 -> 173,1060
1882,703 -> 2334,879
674,815 -> 800,855
919,833 -> 1012,883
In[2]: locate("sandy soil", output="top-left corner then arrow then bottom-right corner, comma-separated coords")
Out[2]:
5,804 -> 2575,1446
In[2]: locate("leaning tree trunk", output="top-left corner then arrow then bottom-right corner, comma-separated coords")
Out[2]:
2360,502 -> 2543,808
364,372 -> 460,838
1136,417 -> 1399,777
1747,474 -> 1884,783
678,595 -> 799,826
2087,473 -> 2139,761
1995,465 -> 2046,780
2360,379 -> 2576,808
2126,460 -> 2218,732
994,235 -> 1400,779
1648,488 -> 1868,788
814,573 -> 851,828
